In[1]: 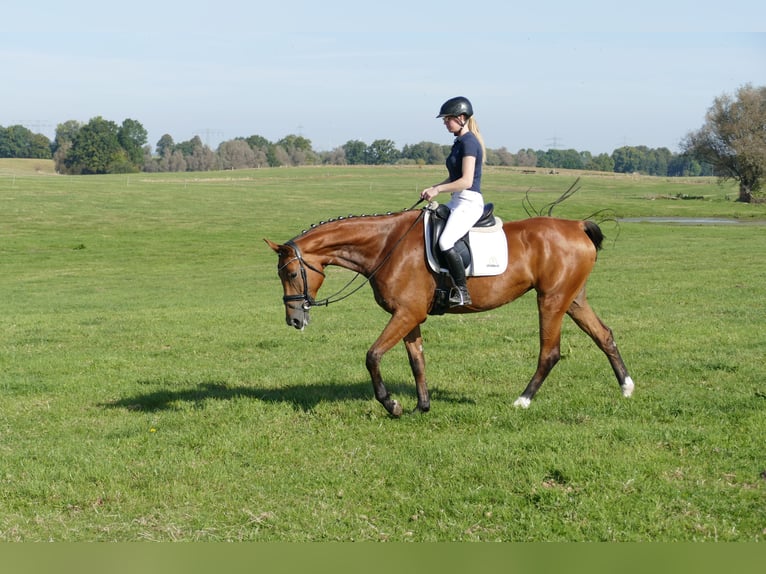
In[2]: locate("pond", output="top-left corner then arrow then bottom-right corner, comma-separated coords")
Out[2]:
619,217 -> 765,225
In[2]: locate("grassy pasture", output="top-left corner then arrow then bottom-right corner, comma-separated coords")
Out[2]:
1,161 -> 765,541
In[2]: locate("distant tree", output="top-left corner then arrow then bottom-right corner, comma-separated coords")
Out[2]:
277,134 -> 312,153
174,136 -> 199,157
53,120 -> 82,151
589,153 -> 615,172
182,136 -> 217,171
243,135 -> 272,167
0,125 -> 51,159
646,147 -> 672,176
562,149 -> 585,169
276,134 -> 317,165
612,146 -> 642,174
367,139 -> 399,165
117,119 -> 148,168
170,135 -> 217,171
217,139 -> 257,169
29,133 -> 52,159
537,148 -> 583,170
252,147 -> 268,167
482,148 -> 497,166
271,145 -> 291,167
0,126 -> 19,157
245,134 -> 271,150
682,84 -> 766,202
493,147 -> 516,166
515,148 -> 537,167
321,146 -> 347,165
667,153 -> 707,177
168,150 -> 187,172
142,145 -> 158,172
401,141 -> 445,165
156,134 -> 175,157
343,140 -> 368,165
53,121 -> 82,172
64,116 -> 122,174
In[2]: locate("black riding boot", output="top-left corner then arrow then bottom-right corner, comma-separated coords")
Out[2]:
442,247 -> 472,307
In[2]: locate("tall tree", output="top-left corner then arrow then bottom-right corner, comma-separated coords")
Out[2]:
612,146 -> 643,174
589,153 -> 615,173
343,140 -> 368,165
53,120 -> 82,172
53,120 -> 82,153
156,134 -> 175,157
64,116 -> 122,174
276,134 -> 317,165
367,139 -> 399,165
117,118 -> 148,167
182,136 -> 217,171
244,135 -> 272,167
217,139 -> 257,169
682,84 -> 766,202
245,134 -> 271,150
0,125 -> 51,158
515,148 -> 537,167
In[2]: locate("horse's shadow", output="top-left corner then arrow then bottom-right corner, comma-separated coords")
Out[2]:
101,379 -> 474,413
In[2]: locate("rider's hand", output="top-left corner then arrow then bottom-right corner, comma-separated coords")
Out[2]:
421,186 -> 440,201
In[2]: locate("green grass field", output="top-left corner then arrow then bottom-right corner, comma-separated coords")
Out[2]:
1,160 -> 765,541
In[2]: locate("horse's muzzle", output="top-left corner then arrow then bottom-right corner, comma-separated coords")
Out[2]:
286,308 -> 310,331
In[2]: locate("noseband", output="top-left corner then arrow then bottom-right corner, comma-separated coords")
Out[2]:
280,240 -> 327,310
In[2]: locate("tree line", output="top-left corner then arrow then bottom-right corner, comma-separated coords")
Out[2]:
0,118 -> 712,177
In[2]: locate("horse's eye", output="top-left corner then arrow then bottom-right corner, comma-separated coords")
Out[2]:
289,272 -> 298,280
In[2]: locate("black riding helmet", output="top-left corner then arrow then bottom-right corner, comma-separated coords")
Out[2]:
436,96 -> 473,118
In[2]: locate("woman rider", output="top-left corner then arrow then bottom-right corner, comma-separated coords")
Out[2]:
420,96 -> 486,307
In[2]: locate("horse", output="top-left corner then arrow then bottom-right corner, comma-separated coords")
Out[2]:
265,206 -> 634,417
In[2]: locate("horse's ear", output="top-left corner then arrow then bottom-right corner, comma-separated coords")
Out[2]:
264,239 -> 282,253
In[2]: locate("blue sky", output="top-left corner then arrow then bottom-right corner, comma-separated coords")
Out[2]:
2,1 -> 765,155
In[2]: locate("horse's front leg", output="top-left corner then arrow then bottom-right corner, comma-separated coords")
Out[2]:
366,314 -> 419,417
403,325 -> 430,413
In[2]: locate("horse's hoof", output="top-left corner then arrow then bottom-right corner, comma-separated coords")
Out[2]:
410,404 -> 430,415
513,397 -> 531,409
390,400 -> 403,417
622,376 -> 635,398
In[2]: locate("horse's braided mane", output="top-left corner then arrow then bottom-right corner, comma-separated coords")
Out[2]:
299,206 -> 418,235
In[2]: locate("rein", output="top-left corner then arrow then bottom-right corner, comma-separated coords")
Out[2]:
282,206 -> 426,309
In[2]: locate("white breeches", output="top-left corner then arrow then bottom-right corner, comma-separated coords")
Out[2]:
437,190 -> 485,251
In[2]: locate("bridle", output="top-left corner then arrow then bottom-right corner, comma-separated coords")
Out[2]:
279,204 -> 426,311
279,240 -> 326,310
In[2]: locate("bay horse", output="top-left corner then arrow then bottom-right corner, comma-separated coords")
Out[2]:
265,207 -> 634,417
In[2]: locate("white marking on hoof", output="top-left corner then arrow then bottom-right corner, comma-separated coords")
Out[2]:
513,397 -> 531,409
622,376 -> 635,398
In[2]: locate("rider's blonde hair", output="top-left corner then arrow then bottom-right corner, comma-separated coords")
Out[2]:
465,116 -> 486,165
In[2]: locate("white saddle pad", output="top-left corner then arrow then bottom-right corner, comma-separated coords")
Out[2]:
424,211 -> 508,277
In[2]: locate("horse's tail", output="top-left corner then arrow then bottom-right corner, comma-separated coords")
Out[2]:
582,220 -> 604,251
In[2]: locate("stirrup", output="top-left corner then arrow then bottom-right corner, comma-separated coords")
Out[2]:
448,287 -> 472,307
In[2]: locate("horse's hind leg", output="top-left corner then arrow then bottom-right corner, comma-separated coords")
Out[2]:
567,289 -> 634,398
513,295 -> 566,408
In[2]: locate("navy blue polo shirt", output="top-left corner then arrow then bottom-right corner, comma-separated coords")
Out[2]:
445,132 -> 483,192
